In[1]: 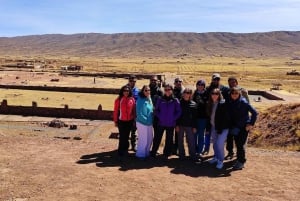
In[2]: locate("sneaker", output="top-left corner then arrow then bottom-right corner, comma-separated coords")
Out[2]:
208,157 -> 218,164
224,152 -> 234,160
233,161 -> 244,170
194,157 -> 202,164
216,160 -> 223,169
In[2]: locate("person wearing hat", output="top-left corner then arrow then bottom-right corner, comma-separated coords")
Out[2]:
225,76 -> 250,160
206,73 -> 230,101
172,77 -> 185,155
193,79 -> 210,156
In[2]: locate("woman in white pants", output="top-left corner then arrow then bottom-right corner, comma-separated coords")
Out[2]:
136,85 -> 154,159
206,88 -> 230,169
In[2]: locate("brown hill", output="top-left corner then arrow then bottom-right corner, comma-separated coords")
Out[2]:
0,31 -> 300,58
249,103 -> 300,151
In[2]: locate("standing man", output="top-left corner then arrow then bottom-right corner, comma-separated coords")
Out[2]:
149,76 -> 163,155
149,75 -> 163,107
228,77 -> 249,103
228,87 -> 257,170
225,76 -> 250,160
127,75 -> 140,152
173,77 -> 185,155
206,73 -> 230,101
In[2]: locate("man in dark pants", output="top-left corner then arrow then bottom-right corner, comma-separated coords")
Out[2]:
127,75 -> 139,152
225,77 -> 249,160
172,77 -> 185,155
149,75 -> 163,155
228,87 -> 257,170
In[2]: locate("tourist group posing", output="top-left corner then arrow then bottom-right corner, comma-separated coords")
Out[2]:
113,74 -> 257,170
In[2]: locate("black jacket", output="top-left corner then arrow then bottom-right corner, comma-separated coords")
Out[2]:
207,100 -> 230,133
177,99 -> 197,128
192,90 -> 209,119
150,85 -> 163,106
206,84 -> 230,101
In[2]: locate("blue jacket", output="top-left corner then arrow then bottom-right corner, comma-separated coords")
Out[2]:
228,96 -> 258,129
155,96 -> 182,127
132,86 -> 140,101
136,96 -> 153,125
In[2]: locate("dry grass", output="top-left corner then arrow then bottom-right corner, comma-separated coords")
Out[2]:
50,56 -> 300,93
0,89 -> 116,110
0,56 -> 299,111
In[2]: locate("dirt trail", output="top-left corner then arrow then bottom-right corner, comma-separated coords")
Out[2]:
0,120 -> 299,201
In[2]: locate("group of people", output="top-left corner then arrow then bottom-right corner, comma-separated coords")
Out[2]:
113,73 -> 257,170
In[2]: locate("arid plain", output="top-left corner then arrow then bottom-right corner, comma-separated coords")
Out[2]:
1,31 -> 300,201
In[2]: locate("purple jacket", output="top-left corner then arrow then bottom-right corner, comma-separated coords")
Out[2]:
155,96 -> 182,127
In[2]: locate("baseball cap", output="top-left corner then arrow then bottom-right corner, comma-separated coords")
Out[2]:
212,73 -> 221,80
174,77 -> 183,83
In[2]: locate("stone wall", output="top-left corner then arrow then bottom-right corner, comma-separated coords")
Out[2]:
0,100 -> 113,120
0,84 -> 119,94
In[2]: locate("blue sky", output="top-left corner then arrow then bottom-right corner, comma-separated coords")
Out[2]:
0,0 -> 299,37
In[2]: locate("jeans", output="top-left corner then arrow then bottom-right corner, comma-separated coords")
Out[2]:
211,126 -> 229,162
178,126 -> 196,159
195,118 -> 207,154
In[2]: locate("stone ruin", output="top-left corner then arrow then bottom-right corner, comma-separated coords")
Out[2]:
48,119 -> 67,128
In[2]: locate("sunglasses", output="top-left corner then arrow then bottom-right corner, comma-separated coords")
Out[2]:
123,90 -> 129,92
151,79 -> 157,82
144,89 -> 150,92
175,81 -> 182,83
164,88 -> 172,91
211,93 -> 219,95
231,92 -> 239,95
213,78 -> 220,81
184,91 -> 192,94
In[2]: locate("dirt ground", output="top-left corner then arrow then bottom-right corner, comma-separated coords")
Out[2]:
1,70 -> 300,201
0,117 -> 299,201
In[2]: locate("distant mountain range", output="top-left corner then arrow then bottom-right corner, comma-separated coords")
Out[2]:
0,31 -> 300,58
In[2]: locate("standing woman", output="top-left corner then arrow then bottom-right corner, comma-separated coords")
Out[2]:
193,79 -> 209,155
176,88 -> 198,161
113,85 -> 136,159
136,85 -> 154,159
207,88 -> 230,169
228,87 -> 257,170
150,84 -> 181,159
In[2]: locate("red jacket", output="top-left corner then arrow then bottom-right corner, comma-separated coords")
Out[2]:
113,96 -> 136,123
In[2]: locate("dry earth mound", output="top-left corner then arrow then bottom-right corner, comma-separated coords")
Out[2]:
249,103 -> 300,151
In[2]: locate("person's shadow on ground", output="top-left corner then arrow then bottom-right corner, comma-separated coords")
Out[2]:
76,150 -> 238,178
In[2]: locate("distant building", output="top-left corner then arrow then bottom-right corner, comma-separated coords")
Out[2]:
60,65 -> 83,71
